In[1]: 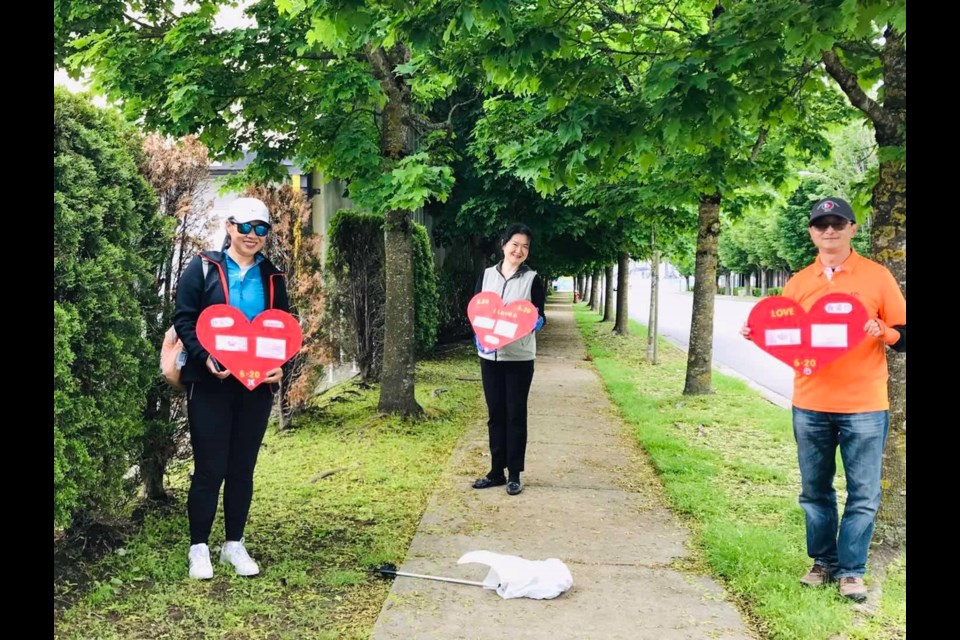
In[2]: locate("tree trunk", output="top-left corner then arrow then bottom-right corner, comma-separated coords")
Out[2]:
275,380 -> 288,430
140,387 -> 170,501
598,270 -> 604,312
141,398 -> 168,502
647,230 -> 660,365
760,267 -> 768,296
602,264 -> 614,322
823,27 -> 906,542
684,193 -> 721,395
141,459 -> 167,502
613,252 -> 630,335
140,251 -> 177,501
370,43 -> 422,417
873,106 -> 907,544
589,269 -> 601,311
380,209 -> 422,417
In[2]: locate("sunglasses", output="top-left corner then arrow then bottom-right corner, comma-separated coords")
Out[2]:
230,219 -> 270,237
810,220 -> 851,232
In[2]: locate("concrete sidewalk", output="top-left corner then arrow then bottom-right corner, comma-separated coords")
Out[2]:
370,293 -> 755,640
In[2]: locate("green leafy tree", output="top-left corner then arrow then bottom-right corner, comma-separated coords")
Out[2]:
666,230 -> 697,291
463,1 -> 841,393
720,0 -> 907,537
57,0 -> 466,417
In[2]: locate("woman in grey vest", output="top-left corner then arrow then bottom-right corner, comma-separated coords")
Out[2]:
471,224 -> 547,496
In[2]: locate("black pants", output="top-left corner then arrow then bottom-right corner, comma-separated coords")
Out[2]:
480,358 -> 535,480
186,378 -> 274,544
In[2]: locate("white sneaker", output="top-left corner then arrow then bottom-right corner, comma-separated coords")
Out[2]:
188,543 -> 213,580
220,539 -> 260,576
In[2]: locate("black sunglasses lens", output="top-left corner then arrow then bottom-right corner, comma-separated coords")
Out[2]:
234,221 -> 269,236
813,221 -> 848,231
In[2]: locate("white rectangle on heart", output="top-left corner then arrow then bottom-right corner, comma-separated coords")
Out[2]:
216,335 -> 248,352
473,316 -> 496,329
765,328 -> 801,346
493,320 -> 518,339
256,337 -> 287,360
811,324 -> 848,348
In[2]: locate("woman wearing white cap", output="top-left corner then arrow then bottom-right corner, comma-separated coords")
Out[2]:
173,197 -> 290,579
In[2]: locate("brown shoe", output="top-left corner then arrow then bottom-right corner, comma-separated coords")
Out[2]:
838,576 -> 867,602
799,564 -> 834,587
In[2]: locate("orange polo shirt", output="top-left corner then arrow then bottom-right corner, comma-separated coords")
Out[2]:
783,250 -> 906,413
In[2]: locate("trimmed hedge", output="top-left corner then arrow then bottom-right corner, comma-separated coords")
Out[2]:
54,88 -> 163,530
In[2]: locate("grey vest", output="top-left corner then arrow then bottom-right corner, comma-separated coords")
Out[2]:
478,264 -> 538,362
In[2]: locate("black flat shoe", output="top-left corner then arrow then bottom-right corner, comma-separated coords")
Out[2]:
506,481 -> 523,495
472,476 -> 506,489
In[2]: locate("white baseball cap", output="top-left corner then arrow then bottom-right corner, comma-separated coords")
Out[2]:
227,197 -> 271,225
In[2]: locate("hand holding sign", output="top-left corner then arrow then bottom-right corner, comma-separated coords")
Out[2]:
468,292 -> 539,350
746,293 -> 868,376
196,304 -> 303,389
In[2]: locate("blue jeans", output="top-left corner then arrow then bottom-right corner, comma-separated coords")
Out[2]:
792,408 -> 889,579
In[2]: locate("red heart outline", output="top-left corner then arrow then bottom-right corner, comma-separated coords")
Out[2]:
196,304 -> 303,389
747,293 -> 869,376
467,292 -> 538,350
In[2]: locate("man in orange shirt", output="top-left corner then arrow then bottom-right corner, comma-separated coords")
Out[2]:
742,196 -> 906,602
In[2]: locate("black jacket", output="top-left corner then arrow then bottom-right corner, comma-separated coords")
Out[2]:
173,250 -> 290,385
890,325 -> 906,353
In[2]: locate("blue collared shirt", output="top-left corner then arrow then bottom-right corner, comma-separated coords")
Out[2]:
225,253 -> 266,321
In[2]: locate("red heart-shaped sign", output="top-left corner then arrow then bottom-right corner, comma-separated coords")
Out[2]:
196,304 -> 303,389
747,293 -> 869,376
468,292 -> 538,350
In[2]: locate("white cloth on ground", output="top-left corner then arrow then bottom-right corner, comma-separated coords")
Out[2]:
457,550 -> 573,600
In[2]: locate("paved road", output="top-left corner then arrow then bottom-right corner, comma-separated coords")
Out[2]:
626,276 -> 794,407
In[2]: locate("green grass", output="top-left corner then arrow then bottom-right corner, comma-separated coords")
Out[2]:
573,304 -> 906,640
849,555 -> 906,640
54,343 -> 486,639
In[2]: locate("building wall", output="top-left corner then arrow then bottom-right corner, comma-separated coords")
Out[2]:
310,172 -> 355,266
